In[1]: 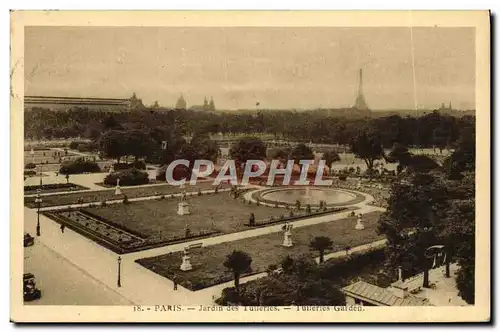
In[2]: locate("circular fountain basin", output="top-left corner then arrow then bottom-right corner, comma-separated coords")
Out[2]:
256,187 -> 362,207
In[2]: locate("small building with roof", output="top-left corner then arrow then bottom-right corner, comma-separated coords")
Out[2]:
341,263 -> 468,306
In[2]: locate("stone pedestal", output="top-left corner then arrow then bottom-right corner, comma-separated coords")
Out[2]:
282,231 -> 293,247
115,185 -> 122,195
355,216 -> 365,230
179,254 -> 192,271
177,201 -> 190,215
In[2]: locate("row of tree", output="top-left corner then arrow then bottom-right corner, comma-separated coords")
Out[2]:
25,107 -> 474,150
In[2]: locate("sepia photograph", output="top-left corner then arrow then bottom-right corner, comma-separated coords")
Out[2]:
10,10 -> 490,323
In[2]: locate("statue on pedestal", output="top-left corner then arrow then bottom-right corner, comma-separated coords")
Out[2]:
115,178 -> 122,195
355,213 -> 365,230
282,223 -> 293,247
177,190 -> 190,215
180,247 -> 193,271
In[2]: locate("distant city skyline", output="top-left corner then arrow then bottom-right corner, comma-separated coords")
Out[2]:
25,27 -> 475,110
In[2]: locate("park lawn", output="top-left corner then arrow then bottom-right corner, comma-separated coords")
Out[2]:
136,211 -> 383,291
24,182 -> 232,208
83,192 -> 290,239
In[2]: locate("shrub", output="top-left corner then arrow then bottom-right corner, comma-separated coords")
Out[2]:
24,170 -> 36,176
77,141 -> 99,152
104,168 -> 149,186
101,199 -> 107,206
338,175 -> 347,181
289,211 -> 294,218
25,163 -> 36,169
123,195 -> 130,204
69,141 -> 83,150
60,158 -> 101,174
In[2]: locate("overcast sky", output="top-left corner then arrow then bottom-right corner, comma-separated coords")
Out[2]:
24,27 -> 475,110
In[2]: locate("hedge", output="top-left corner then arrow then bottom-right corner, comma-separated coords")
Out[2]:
59,158 -> 101,174
76,141 -> 99,152
104,168 -> 149,186
113,161 -> 146,171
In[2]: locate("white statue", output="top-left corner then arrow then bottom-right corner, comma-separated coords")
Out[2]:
115,178 -> 122,195
282,223 -> 293,247
355,214 -> 365,230
177,191 -> 190,215
180,247 -> 193,271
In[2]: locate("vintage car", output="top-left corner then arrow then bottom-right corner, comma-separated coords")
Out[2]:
23,273 -> 42,302
24,233 -> 34,247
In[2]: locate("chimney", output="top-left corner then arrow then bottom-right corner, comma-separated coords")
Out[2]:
398,266 -> 403,282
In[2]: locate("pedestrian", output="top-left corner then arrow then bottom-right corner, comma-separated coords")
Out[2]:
60,224 -> 65,233
173,275 -> 178,291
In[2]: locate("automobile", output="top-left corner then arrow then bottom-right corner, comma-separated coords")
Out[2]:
23,273 -> 42,302
24,233 -> 34,247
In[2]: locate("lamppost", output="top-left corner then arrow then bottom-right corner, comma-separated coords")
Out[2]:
35,191 -> 43,236
117,256 -> 122,287
38,164 -> 43,188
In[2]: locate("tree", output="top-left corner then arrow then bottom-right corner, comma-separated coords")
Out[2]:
229,137 -> 267,170
386,143 -> 412,167
102,115 -> 123,131
190,132 -> 219,162
378,172 -> 450,280
126,130 -> 155,162
455,261 -> 475,304
280,256 -> 295,274
98,130 -> 127,163
223,250 -> 252,294
436,174 -> 475,302
444,126 -> 475,180
321,150 -> 341,174
289,143 -> 314,165
309,236 -> 333,263
271,148 -> 291,167
350,131 -> 384,179
407,155 -> 440,174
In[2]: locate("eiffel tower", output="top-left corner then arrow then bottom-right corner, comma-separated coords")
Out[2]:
353,68 -> 370,111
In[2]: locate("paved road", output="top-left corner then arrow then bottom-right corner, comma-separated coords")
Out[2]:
23,240 -> 132,306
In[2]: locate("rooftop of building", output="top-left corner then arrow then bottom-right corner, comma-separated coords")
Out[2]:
342,263 -> 469,307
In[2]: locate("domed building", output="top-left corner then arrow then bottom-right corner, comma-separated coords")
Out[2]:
175,95 -> 187,110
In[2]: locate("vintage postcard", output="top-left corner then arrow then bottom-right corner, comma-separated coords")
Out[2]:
10,10 -> 490,323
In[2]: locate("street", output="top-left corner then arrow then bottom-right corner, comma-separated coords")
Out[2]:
23,240 -> 132,306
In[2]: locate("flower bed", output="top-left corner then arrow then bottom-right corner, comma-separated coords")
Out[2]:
24,183 -> 89,195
